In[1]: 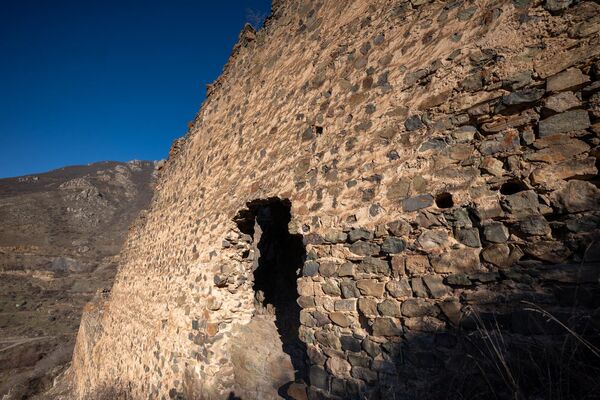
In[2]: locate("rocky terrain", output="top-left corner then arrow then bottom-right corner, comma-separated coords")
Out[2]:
0,160 -> 157,399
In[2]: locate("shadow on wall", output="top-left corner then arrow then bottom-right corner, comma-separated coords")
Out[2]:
231,200 -> 600,400
393,306 -> 600,400
234,197 -> 309,398
298,293 -> 600,400
300,265 -> 600,400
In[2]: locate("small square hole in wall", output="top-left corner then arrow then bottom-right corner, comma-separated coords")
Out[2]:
435,192 -> 454,209
314,125 -> 323,135
500,179 -> 528,195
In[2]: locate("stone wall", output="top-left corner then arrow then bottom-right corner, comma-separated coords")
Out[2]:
69,1 -> 600,399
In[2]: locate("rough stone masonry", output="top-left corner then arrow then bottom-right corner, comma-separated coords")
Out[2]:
63,0 -> 600,399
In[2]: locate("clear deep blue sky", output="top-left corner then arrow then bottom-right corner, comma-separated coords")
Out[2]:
0,0 -> 271,178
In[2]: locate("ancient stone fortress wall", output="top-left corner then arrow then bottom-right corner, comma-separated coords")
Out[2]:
68,0 -> 600,399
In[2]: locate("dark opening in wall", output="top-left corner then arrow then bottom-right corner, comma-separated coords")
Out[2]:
500,180 -> 528,195
435,192 -> 454,208
315,125 -> 324,135
233,198 -> 308,394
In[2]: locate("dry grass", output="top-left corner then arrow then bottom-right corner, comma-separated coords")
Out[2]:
448,304 -> 600,400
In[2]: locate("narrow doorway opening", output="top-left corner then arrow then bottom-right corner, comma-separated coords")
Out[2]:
233,197 -> 308,397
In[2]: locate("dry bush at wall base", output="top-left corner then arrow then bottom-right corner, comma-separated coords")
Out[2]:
442,305 -> 600,400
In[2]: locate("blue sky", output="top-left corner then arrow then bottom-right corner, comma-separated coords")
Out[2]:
0,0 -> 271,178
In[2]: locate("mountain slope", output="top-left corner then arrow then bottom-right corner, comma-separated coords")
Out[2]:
0,160 -> 157,399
